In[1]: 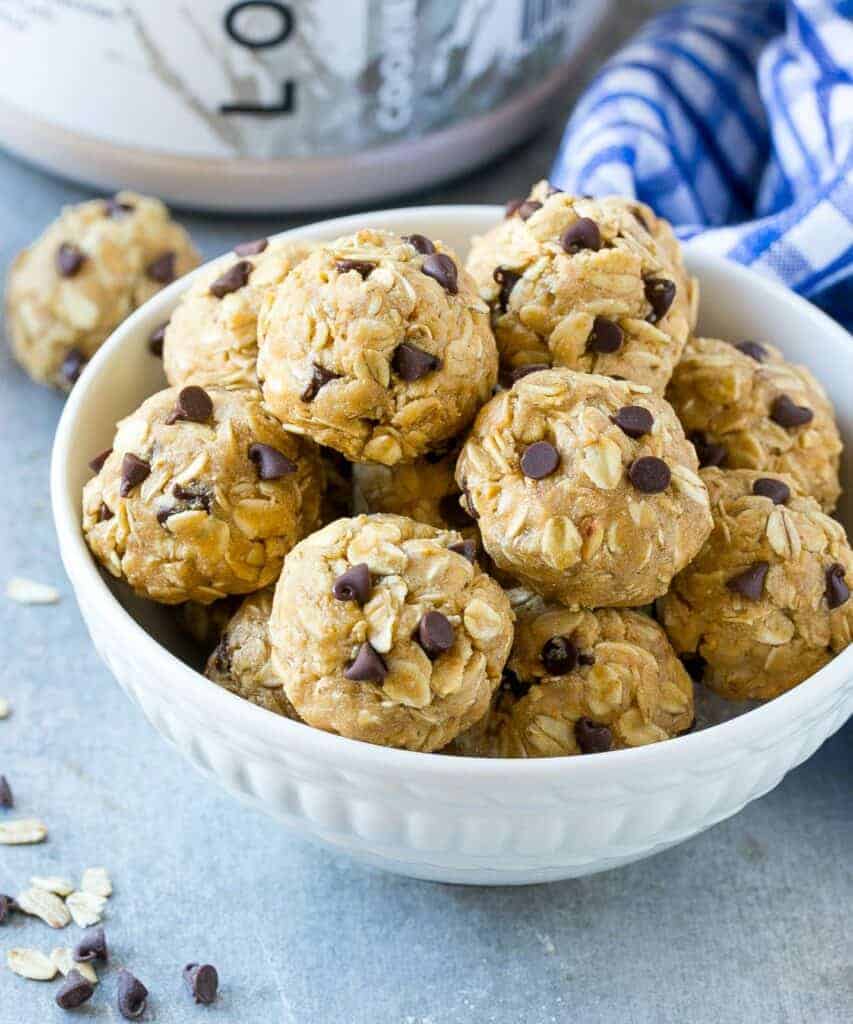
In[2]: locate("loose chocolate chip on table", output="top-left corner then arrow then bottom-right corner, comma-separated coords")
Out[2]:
105,196 -> 134,218
586,316 -> 623,354
332,563 -> 371,604
74,926 -> 108,963
561,217 -> 601,254
61,348 -> 87,385
541,636 -> 578,675
680,653 -> 706,682
575,718 -> 613,754
403,234 -> 435,255
248,443 -> 296,480
117,969 -> 148,1020
518,200 -> 542,221
0,775 -> 12,808
148,321 -> 169,357
344,642 -> 387,683
501,668 -> 532,699
505,198 -> 524,218
735,340 -> 767,362
335,258 -> 376,279
520,441 -> 560,480
88,448 -> 112,474
611,405 -> 653,438
689,431 -> 726,469
770,394 -> 814,428
98,503 -> 114,522
234,237 -> 268,256
119,454 -> 151,497
210,259 -> 253,298
0,895 -> 15,924
146,251 -> 176,284
301,363 -> 340,402
628,456 -> 671,493
507,363 -> 550,385
825,563 -> 850,609
56,243 -> 86,277
421,252 -> 458,294
417,611 -> 455,658
449,539 -> 477,562
392,342 -> 441,381
727,561 -> 769,601
493,266 -> 521,311
56,969 -> 95,1010
752,477 -> 790,505
644,277 -> 676,323
184,963 -> 219,1005
167,385 -> 214,424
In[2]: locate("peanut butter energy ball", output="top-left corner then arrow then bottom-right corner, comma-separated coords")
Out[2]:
83,386 -> 323,604
456,368 -> 712,608
465,181 -> 697,392
6,191 -> 199,389
269,514 -> 513,751
256,229 -> 498,465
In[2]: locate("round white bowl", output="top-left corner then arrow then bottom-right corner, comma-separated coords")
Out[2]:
52,206 -> 853,885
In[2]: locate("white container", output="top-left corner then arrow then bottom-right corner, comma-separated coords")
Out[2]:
51,206 -> 853,885
0,0 -> 611,211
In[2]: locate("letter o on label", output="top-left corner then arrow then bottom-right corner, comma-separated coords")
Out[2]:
224,1 -> 294,50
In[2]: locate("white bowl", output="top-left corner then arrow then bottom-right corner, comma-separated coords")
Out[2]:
51,206 -> 853,885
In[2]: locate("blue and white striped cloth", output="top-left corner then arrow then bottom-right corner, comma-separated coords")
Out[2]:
551,0 -> 853,327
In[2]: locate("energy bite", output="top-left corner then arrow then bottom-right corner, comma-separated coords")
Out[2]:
452,592 -> 693,757
83,386 -> 323,604
269,514 -> 513,751
163,237 -> 314,390
465,181 -> 697,392
667,336 -> 842,512
658,468 -> 853,701
456,368 -> 712,608
6,191 -> 199,390
256,229 -> 498,465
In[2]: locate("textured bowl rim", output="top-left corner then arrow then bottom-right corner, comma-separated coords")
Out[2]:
50,203 -> 853,780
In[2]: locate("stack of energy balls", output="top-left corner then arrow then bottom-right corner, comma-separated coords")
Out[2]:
12,183 -> 850,756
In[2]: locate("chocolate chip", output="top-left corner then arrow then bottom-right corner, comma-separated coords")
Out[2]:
61,348 -> 87,384
752,477 -> 790,504
234,237 -> 268,256
561,217 -> 601,254
172,483 -> 212,513
505,198 -> 524,218
301,363 -> 340,402
518,200 -> 542,221
770,394 -> 814,428
417,611 -> 455,659
73,926 -> 108,963
403,234 -> 435,255
541,636 -> 578,675
727,562 -> 769,601
88,448 -> 112,473
56,969 -> 94,1010
689,431 -> 727,469
629,456 -> 670,493
735,340 -> 767,362
98,503 -> 113,522
492,266 -> 521,312
449,539 -> 477,562
586,316 -> 623,354
644,277 -> 676,323
56,243 -> 86,277
392,342 -> 441,381
0,775 -> 12,808
117,969 -> 148,1020
166,385 -> 213,425
421,253 -> 458,294
119,454 -> 151,497
507,363 -> 550,385
680,653 -> 706,682
0,895 -> 15,924
575,718 -> 613,754
578,652 -> 596,667
336,259 -> 375,279
611,405 -> 653,438
344,642 -> 387,683
332,563 -> 371,604
146,251 -> 176,284
210,259 -> 253,298
105,196 -> 134,218
520,441 -> 560,479
825,563 -> 850,609
184,963 -> 219,1005
148,321 -> 168,357
501,668 -> 532,699
248,443 -> 296,480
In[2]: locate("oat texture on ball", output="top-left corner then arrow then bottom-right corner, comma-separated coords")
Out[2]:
452,591 -> 693,757
658,468 -> 853,701
465,180 -> 697,392
269,514 -> 513,751
256,229 -> 498,465
667,335 -> 842,512
456,368 -> 712,608
6,191 -> 199,390
82,386 -> 323,604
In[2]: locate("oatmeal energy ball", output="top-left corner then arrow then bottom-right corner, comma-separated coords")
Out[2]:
465,180 -> 697,392
659,469 -> 853,701
269,514 -> 513,751
256,229 -> 498,465
667,335 -> 842,512
453,593 -> 693,757
83,386 -> 323,604
6,191 -> 199,390
456,368 -> 713,608
163,237 -> 314,390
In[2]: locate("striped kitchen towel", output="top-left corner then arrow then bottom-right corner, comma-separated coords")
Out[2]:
550,0 -> 853,327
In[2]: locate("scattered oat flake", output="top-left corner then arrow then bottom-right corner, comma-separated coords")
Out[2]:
17,886 -> 71,929
65,891 -> 106,928
31,876 -> 74,897
80,867 -> 112,898
5,577 -> 60,605
7,948 -> 58,981
51,948 -> 98,985
0,697 -> 9,718
0,818 -> 48,845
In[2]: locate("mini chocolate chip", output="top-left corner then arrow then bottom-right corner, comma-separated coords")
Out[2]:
403,234 -> 435,255
392,342 -> 441,381
578,652 -> 596,667
629,456 -> 670,493
493,266 -> 521,312
644,277 -> 676,323
148,321 -> 169,357
336,258 -> 375,279
825,563 -> 850,609
449,539 -> 477,562
586,316 -> 623,354
505,198 -> 524,218
210,259 -> 253,298
0,775 -> 13,808
679,653 -> 706,682
520,441 -> 560,480
61,348 -> 87,384
575,718 -> 613,754
727,561 -> 769,601
344,642 -> 387,683
770,394 -> 814,428
234,237 -> 268,256
332,564 -> 371,604
518,200 -> 542,221
117,969 -> 148,1020
541,636 -> 578,675
507,363 -> 550,385
735,340 -> 767,362
56,969 -> 94,1010
561,217 -> 601,254
417,611 -> 455,659
0,894 -> 15,924
56,243 -> 86,277
611,405 -> 653,438
421,252 -> 458,294
146,251 -> 176,284
105,196 -> 134,218
501,669 -> 532,699
88,448 -> 112,473
73,926 -> 108,963
184,963 -> 219,1005
98,503 -> 114,522
248,443 -> 296,480
752,477 -> 791,505
301,363 -> 340,402
689,431 -> 727,469
167,385 -> 213,424
120,453 -> 151,497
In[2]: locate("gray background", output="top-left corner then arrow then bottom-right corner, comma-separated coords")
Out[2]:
1,4 -> 851,1022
